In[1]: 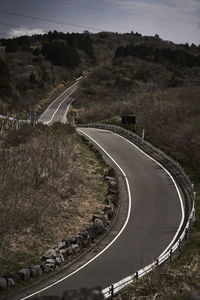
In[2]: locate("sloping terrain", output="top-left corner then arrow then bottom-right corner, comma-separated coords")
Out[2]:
0,31 -> 200,298
0,123 -> 108,277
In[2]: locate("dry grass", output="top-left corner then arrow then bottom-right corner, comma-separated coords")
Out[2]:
0,123 -> 108,275
117,172 -> 200,299
119,254 -> 200,299
74,63 -> 200,299
74,63 -> 200,179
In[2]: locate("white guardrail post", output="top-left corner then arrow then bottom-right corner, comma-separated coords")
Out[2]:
76,123 -> 195,299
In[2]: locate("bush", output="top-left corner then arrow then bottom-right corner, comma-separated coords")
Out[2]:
0,124 -> 78,243
115,76 -> 132,89
91,67 -> 110,82
5,40 -> 18,53
51,122 -> 75,135
0,58 -> 12,97
4,124 -> 35,148
83,88 -> 96,95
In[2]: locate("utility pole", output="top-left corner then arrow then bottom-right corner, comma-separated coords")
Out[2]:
72,112 -> 76,126
142,129 -> 145,140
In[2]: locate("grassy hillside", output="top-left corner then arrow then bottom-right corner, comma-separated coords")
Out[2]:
1,30 -> 199,117
72,33 -> 200,299
0,30 -> 200,298
74,46 -> 200,179
0,31 -> 95,116
0,123 -> 108,276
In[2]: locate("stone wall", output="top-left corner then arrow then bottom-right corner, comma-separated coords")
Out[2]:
0,137 -> 118,298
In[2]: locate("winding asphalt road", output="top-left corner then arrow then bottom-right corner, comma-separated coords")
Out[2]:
15,124 -> 184,299
39,81 -> 78,125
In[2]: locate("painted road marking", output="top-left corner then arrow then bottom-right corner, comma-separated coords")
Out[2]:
20,129 -> 132,300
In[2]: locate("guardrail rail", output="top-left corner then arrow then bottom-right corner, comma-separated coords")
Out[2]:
76,123 -> 195,299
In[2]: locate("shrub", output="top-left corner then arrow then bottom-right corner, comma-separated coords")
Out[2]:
0,57 -> 12,97
4,124 -> 35,148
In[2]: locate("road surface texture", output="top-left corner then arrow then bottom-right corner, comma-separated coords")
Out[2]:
14,127 -> 183,300
39,82 -> 78,125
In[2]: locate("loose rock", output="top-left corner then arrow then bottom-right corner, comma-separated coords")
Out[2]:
65,246 -> 75,256
105,167 -> 115,177
41,264 -> 52,273
42,249 -> 57,260
86,225 -> 96,241
3,272 -> 21,283
0,277 -> 7,290
108,188 -> 118,195
71,244 -> 80,254
104,204 -> 115,219
106,194 -> 118,206
29,265 -> 43,278
55,241 -> 66,250
59,248 -> 68,260
55,257 -> 62,266
94,218 -> 105,235
81,232 -> 91,248
7,278 -> 15,287
45,258 -> 56,265
18,269 -> 30,281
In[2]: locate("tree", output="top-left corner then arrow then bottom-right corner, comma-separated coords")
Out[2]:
5,40 -> 18,53
29,71 -> 36,83
154,34 -> 160,40
42,41 -> 80,69
185,42 -> 189,50
0,58 -> 11,97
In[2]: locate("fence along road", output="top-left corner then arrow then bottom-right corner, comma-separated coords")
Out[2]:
18,126 -> 191,300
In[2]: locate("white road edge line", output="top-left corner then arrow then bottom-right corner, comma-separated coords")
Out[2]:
110,131 -> 185,257
44,88 -> 77,125
63,98 -> 75,124
20,129 -> 132,300
98,128 -> 185,297
20,127 -> 184,299
39,81 -> 78,121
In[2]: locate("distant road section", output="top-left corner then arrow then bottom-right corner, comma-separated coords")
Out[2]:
39,81 -> 79,125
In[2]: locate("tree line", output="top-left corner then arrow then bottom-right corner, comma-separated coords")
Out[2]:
114,44 -> 200,68
0,58 -> 11,97
0,31 -> 95,69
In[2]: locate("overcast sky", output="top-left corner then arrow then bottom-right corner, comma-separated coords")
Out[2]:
0,0 -> 199,45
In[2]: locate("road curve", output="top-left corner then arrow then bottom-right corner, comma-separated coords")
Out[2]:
39,82 -> 78,125
19,127 -> 183,299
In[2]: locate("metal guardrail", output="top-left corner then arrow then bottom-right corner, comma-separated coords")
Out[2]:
0,115 -> 195,297
0,114 -> 30,123
77,123 -> 195,299
0,114 -> 39,136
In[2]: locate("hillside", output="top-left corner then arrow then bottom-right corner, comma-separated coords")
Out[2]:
0,123 -> 109,281
0,31 -> 95,117
0,30 -> 199,117
74,35 -> 200,179
0,30 -> 200,298
73,34 -> 200,299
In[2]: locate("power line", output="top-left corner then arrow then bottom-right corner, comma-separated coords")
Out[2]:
0,22 -> 47,38
0,21 -> 22,29
41,0 -> 138,17
0,32 -> 13,37
0,10 -> 104,32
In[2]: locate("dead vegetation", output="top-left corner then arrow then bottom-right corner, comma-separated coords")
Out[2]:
73,56 -> 200,299
118,254 -> 200,299
0,122 -> 108,275
74,60 -> 200,179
